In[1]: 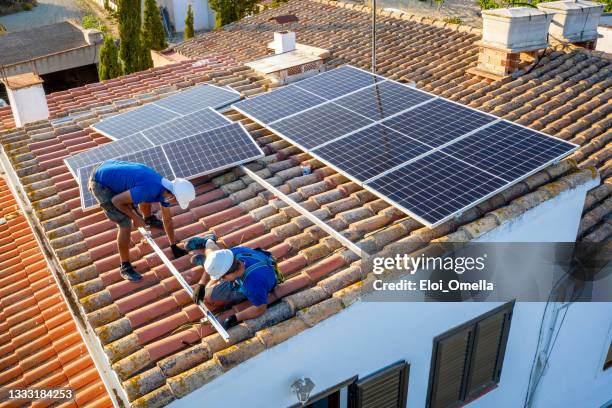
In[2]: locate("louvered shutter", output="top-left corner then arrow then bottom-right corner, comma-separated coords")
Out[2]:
466,307 -> 512,397
350,361 -> 409,408
429,328 -> 471,408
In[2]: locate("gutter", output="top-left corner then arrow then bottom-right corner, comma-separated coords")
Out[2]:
0,148 -> 130,408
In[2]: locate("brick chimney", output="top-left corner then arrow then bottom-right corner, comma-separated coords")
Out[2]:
2,73 -> 49,127
469,7 -> 553,80
537,0 -> 604,49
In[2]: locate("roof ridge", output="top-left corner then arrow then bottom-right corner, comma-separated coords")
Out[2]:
308,0 -> 482,35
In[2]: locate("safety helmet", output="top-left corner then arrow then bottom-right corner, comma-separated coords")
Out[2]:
205,249 -> 234,280
162,178 -> 195,209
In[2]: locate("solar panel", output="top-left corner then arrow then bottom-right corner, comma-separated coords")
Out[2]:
294,65 -> 384,100
366,151 -> 509,225
162,123 -> 264,179
142,107 -> 232,145
154,85 -> 240,115
381,99 -> 496,148
313,124 -> 430,182
65,134 -> 154,180
440,121 -> 578,181
333,81 -> 435,120
92,104 -> 179,139
78,166 -> 97,210
233,86 -> 326,124
270,102 -> 373,150
111,146 -> 175,180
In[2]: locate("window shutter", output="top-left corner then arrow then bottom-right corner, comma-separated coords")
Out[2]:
429,327 -> 471,408
350,361 -> 409,408
466,308 -> 511,397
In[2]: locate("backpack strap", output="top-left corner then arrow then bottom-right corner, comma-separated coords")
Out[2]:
233,247 -> 285,285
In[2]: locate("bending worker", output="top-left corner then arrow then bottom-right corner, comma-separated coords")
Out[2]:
88,160 -> 194,281
190,236 -> 282,329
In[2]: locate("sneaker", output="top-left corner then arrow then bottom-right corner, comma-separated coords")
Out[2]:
120,263 -> 142,282
145,215 -> 164,230
191,253 -> 205,267
185,233 -> 217,251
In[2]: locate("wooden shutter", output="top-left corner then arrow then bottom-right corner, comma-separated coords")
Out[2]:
350,361 -> 409,408
465,307 -> 512,398
428,328 -> 471,408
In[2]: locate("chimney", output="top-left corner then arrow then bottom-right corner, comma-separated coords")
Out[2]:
83,28 -> 104,45
2,73 -> 49,127
469,7 -> 553,79
537,1 -> 604,49
273,31 -> 296,54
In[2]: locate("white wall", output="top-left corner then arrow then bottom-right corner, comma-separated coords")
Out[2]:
7,85 -> 50,127
170,180 -> 611,408
171,0 -> 213,32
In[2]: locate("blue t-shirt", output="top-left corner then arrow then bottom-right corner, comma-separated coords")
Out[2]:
94,160 -> 170,206
232,247 -> 277,306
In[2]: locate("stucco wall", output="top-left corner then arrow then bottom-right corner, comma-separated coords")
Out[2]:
2,45 -> 102,77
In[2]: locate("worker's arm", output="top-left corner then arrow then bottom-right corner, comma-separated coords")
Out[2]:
160,206 -> 176,244
111,191 -> 145,228
236,304 -> 267,321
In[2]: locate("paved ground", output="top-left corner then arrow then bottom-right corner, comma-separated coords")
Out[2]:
0,0 -> 83,32
364,0 -> 483,27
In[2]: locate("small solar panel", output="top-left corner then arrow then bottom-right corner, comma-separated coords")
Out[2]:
294,66 -> 384,100
78,165 -> 97,210
313,124 -> 430,182
233,86 -> 326,124
270,102 -> 373,150
162,123 -> 264,179
333,81 -> 435,120
65,134 -> 154,180
92,104 -> 179,139
142,108 -> 232,145
154,84 -> 240,115
382,99 -> 496,148
366,151 -> 508,225
115,146 -> 175,180
440,121 -> 577,181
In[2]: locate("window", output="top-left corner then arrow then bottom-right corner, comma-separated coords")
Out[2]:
427,302 -> 514,408
349,361 -> 409,408
604,340 -> 612,371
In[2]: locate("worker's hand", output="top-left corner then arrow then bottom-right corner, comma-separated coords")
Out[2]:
132,217 -> 146,229
192,283 -> 205,305
171,243 -> 188,259
222,315 -> 238,329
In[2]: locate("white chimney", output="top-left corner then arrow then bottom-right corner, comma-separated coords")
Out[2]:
2,73 -> 49,128
83,28 -> 104,45
537,1 -> 603,45
481,7 -> 553,51
273,31 -> 296,54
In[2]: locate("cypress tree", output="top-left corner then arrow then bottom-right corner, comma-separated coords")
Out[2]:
138,36 -> 154,70
98,36 -> 121,80
118,0 -> 142,74
142,0 -> 167,51
184,4 -> 194,40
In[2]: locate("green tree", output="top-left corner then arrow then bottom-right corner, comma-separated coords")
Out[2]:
98,36 -> 122,80
184,4 -> 194,39
138,34 -> 154,70
142,0 -> 167,50
209,0 -> 256,28
118,0 -> 142,74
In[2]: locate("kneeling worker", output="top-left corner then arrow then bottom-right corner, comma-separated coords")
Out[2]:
191,237 -> 281,329
89,160 -> 195,281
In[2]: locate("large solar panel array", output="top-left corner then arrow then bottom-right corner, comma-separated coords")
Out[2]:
233,65 -> 578,227
78,123 -> 264,210
91,84 -> 240,139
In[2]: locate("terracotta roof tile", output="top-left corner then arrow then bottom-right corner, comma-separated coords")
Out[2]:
0,178 -> 111,408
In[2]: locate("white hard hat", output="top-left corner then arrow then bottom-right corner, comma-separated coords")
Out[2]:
162,178 -> 195,209
205,249 -> 234,280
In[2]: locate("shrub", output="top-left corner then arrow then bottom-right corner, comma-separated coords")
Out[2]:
443,16 -> 462,24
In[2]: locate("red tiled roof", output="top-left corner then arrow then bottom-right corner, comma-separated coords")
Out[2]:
0,178 -> 112,408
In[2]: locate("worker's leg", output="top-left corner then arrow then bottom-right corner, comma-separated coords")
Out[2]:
117,225 -> 131,264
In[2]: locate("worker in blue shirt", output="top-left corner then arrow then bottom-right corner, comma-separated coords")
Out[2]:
88,160 -> 195,281
190,236 -> 280,329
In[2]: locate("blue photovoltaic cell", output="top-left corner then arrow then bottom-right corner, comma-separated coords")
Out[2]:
294,66 -> 384,100
366,151 -> 508,225
270,102 -> 373,149
233,86 -> 326,124
78,166 -> 97,209
381,99 -> 496,148
65,134 -> 154,180
154,85 -> 240,115
313,124 -> 430,182
142,108 -> 232,145
440,121 -> 577,181
92,104 -> 179,139
333,81 -> 435,120
162,123 -> 264,179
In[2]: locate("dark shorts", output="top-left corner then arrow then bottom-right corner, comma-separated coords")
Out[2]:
205,281 -> 247,306
88,171 -> 131,228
